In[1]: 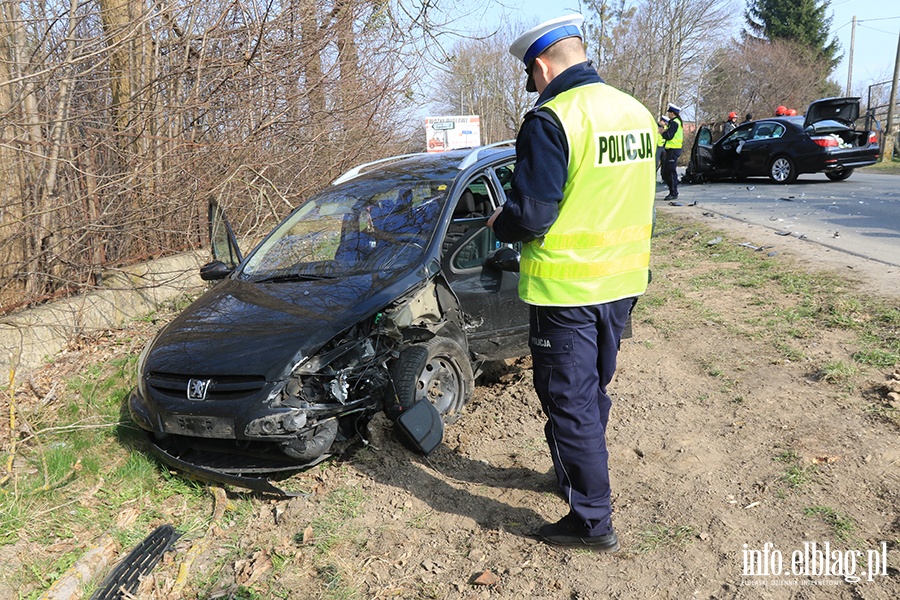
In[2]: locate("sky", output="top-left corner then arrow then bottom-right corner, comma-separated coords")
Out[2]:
459,0 -> 900,100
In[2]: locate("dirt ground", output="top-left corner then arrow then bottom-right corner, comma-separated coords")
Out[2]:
6,207 -> 900,599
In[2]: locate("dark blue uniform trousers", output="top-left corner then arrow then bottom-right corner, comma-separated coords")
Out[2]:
529,298 -> 634,536
664,148 -> 682,197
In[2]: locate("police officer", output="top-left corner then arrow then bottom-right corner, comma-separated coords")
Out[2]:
661,103 -> 683,200
657,116 -> 669,183
487,13 -> 655,551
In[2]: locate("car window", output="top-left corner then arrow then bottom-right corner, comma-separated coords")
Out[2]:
451,227 -> 499,271
443,176 -> 494,259
241,179 -> 446,280
494,163 -> 514,201
209,201 -> 242,268
721,127 -> 753,144
697,128 -> 713,145
750,123 -> 785,140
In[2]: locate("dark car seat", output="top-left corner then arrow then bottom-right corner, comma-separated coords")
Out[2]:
755,124 -> 774,139
443,189 -> 489,259
453,190 -> 477,219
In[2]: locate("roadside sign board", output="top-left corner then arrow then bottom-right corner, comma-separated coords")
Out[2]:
425,115 -> 481,152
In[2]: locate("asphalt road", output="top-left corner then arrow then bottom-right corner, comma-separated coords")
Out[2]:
662,170 -> 900,268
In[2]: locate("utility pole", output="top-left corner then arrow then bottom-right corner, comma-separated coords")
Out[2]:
846,16 -> 856,96
882,28 -> 900,163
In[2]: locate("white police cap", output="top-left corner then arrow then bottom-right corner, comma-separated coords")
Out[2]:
509,14 -> 585,67
667,103 -> 682,113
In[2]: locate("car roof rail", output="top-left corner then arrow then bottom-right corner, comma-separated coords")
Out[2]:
331,152 -> 424,185
456,139 -> 516,171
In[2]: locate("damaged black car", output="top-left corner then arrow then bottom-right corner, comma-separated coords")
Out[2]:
128,144 -> 529,494
686,97 -> 879,184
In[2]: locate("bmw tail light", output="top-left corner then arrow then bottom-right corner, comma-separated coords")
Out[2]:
868,132 -> 878,145
811,136 -> 838,148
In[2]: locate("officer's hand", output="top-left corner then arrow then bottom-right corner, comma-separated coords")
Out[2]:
486,206 -> 503,229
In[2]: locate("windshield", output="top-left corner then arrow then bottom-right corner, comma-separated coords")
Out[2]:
241,179 -> 446,281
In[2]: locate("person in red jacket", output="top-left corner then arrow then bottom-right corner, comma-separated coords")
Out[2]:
723,111 -> 738,136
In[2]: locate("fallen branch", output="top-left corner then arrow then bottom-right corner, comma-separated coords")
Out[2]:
37,534 -> 118,600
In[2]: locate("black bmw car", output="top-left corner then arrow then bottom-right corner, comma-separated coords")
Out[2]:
687,97 -> 880,184
129,143 -> 530,494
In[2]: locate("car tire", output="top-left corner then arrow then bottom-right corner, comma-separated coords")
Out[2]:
825,168 -> 854,181
389,336 -> 473,421
768,156 -> 797,184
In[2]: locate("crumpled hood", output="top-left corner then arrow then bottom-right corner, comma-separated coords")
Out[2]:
144,272 -> 417,381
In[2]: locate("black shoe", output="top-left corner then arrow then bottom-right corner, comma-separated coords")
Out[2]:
537,514 -> 620,552
664,194 -> 678,201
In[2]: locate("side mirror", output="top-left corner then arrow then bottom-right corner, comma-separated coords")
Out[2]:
200,260 -> 233,281
484,246 -> 519,272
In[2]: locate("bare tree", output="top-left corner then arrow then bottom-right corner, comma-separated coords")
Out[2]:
698,36 -> 842,128
0,0 -> 448,314
585,0 -> 736,118
435,22 -> 536,144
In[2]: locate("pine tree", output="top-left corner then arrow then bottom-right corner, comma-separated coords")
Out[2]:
745,0 -> 841,69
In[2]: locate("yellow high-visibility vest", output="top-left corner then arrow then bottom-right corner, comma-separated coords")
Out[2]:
664,116 -> 683,149
519,82 -> 656,306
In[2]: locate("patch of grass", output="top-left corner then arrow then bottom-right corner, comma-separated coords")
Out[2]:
773,341 -> 806,362
0,341 -> 261,599
864,402 -> 900,428
822,297 -> 865,329
774,450 -> 800,463
816,360 -> 858,384
861,158 -> 900,175
635,524 -> 695,553
774,450 -> 817,489
853,348 -> 899,368
803,506 -> 857,542
296,487 -> 367,555
284,485 -> 368,599
315,563 -> 358,600
782,464 -> 818,488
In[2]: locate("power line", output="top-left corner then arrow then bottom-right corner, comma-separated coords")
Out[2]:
859,24 -> 899,36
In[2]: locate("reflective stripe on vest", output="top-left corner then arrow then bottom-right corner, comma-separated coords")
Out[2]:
664,116 -> 683,149
519,82 -> 656,306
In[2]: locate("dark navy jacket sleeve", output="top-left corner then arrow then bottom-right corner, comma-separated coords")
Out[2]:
492,62 -> 602,244
492,111 -> 567,243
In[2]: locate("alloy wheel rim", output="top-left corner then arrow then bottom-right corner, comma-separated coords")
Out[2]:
772,158 -> 790,182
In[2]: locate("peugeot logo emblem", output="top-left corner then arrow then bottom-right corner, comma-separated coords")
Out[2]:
187,379 -> 211,401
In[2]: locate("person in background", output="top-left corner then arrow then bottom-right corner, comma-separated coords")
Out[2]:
660,103 -> 683,201
657,116 -> 669,183
723,111 -> 738,136
742,113 -> 753,124
488,12 -> 655,552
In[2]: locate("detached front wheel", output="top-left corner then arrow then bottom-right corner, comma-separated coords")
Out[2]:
389,337 -> 473,421
769,156 -> 797,184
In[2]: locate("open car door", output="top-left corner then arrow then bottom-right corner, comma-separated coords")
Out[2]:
686,125 -> 715,183
201,200 -> 243,280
